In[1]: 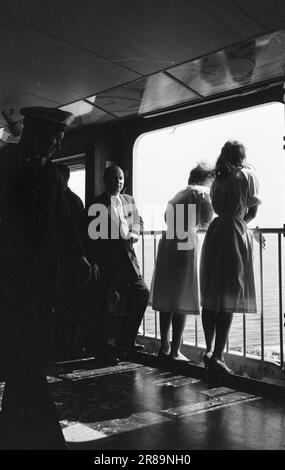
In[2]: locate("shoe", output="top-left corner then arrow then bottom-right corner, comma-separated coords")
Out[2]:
209,357 -> 233,375
170,352 -> 191,362
115,343 -> 144,359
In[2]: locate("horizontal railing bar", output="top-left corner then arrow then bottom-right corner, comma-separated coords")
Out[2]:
143,228 -> 285,235
252,228 -> 285,234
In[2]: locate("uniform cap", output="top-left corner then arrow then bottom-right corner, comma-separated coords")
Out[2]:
20,106 -> 74,131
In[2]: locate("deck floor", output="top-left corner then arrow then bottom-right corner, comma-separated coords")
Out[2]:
34,358 -> 285,451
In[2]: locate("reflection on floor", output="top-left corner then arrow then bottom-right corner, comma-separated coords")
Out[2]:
39,359 -> 285,450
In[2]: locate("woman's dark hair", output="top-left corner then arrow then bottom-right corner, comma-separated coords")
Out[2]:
188,162 -> 214,185
215,140 -> 246,177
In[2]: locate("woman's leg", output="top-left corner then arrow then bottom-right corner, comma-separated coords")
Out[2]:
201,307 -> 216,355
159,312 -> 172,355
213,311 -> 234,361
170,312 -> 188,360
170,313 -> 188,359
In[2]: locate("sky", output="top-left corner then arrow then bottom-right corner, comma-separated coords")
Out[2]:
133,102 -> 285,230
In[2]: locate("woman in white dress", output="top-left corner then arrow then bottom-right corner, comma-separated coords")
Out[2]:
151,163 -> 214,361
200,140 -> 261,374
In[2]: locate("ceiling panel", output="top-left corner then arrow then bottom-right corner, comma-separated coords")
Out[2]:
94,79 -> 147,118
60,99 -> 112,128
0,15 -> 138,106
230,0 -> 285,30
138,73 -> 199,114
94,73 -> 199,117
0,89 -> 61,123
168,30 -> 285,98
252,31 -> 285,82
0,1 -> 284,132
0,0 -> 265,76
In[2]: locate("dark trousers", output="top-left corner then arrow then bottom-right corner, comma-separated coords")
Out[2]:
54,279 -> 87,357
0,370 -> 66,450
88,262 -> 149,355
115,275 -> 149,349
0,273 -> 66,450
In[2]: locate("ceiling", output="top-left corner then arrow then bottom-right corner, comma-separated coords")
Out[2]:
0,0 -> 285,131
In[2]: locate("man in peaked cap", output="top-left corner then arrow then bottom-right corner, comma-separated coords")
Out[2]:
21,106 -> 75,128
0,106 -> 91,449
20,106 -> 74,160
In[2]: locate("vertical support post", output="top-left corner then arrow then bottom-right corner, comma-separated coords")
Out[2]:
142,231 -> 146,335
278,233 -> 284,368
243,314 -> 247,357
195,316 -> 198,347
259,232 -> 265,362
153,232 -> 158,339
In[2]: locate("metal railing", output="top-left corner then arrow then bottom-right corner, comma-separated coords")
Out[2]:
137,227 -> 285,370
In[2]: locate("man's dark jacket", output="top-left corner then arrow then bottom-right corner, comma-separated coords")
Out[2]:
0,144 -> 84,373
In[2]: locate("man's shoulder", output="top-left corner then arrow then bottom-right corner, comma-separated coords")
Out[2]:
66,187 -> 83,204
0,143 -> 22,162
91,192 -> 135,206
0,145 -> 30,175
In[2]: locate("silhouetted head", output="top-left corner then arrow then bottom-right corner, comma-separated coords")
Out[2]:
188,162 -> 214,186
103,165 -> 124,195
20,107 -> 74,162
215,140 -> 246,177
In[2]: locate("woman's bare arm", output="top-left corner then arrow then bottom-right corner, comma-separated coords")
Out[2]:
244,205 -> 258,224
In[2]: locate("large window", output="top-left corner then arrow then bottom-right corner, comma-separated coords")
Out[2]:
133,102 -> 285,230
133,103 -> 285,358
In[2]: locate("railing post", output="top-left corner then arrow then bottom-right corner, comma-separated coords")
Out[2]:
195,316 -> 198,347
243,314 -> 247,357
141,231 -> 146,336
278,233 -> 284,369
259,232 -> 265,362
153,231 -> 158,339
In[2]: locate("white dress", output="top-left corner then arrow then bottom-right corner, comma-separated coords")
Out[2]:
200,167 -> 261,314
150,184 -> 213,315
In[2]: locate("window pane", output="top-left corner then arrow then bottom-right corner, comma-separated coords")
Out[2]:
69,168 -> 85,205
133,102 -> 285,230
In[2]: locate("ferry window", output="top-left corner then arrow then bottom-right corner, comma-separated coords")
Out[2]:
68,167 -> 86,205
133,103 -> 285,359
133,102 -> 285,230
